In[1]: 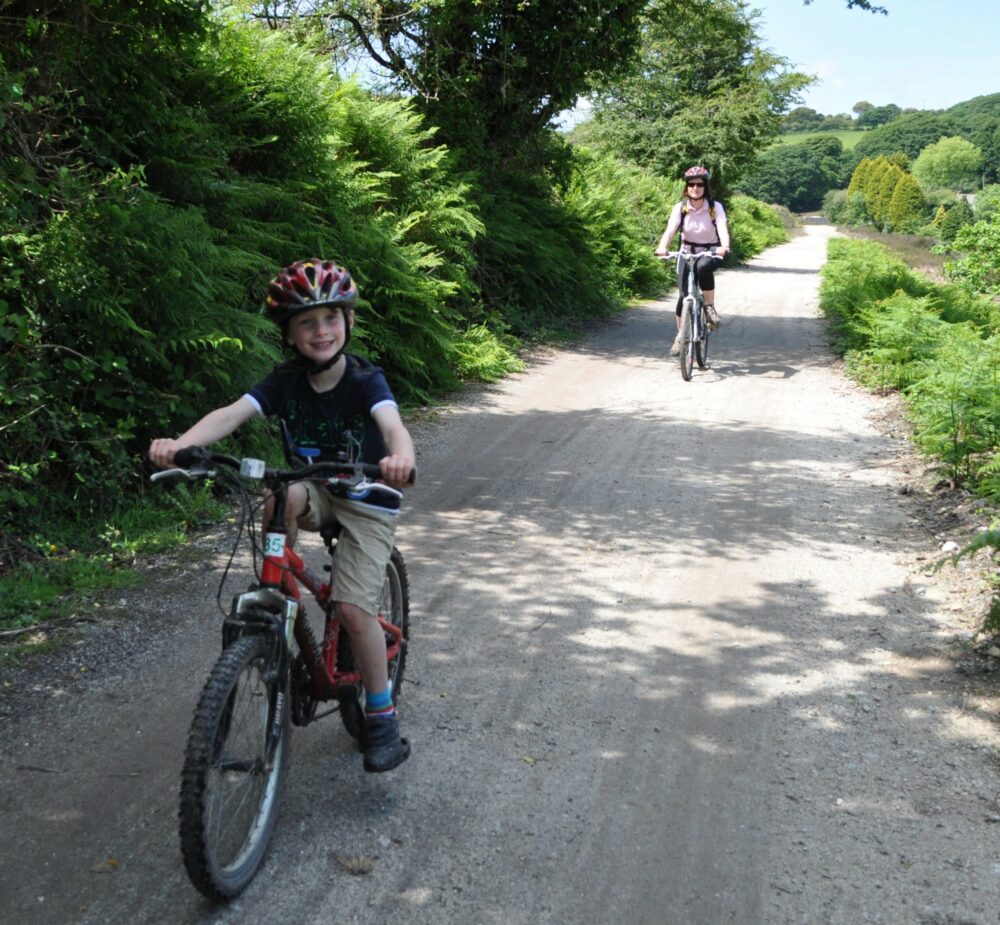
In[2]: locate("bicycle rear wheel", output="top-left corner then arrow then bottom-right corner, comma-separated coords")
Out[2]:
338,547 -> 411,741
179,634 -> 289,901
696,304 -> 710,369
679,300 -> 694,381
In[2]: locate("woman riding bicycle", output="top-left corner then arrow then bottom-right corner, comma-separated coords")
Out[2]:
654,165 -> 731,356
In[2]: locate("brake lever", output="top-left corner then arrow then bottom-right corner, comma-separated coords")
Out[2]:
150,466 -> 217,483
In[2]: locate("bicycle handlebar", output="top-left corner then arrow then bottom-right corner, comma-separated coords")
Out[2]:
152,445 -> 416,486
657,248 -> 720,260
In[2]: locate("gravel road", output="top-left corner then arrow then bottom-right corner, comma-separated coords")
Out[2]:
3,223 -> 1000,925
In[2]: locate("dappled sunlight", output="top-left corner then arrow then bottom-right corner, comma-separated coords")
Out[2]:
792,711 -> 845,732
704,691 -> 771,712
399,887 -> 434,906
686,734 -> 740,756
939,709 -> 997,744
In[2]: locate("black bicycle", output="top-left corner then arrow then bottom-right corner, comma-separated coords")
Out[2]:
665,249 -> 720,381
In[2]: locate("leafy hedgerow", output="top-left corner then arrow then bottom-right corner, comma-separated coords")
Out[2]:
819,236 -> 1000,494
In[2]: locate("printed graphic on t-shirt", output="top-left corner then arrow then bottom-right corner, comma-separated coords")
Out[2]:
247,356 -> 394,464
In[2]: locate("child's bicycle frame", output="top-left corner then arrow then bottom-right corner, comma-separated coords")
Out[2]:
664,248 -> 721,381
151,445 -> 411,902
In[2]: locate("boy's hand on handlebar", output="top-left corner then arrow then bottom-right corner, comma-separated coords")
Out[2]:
149,438 -> 185,469
379,454 -> 415,488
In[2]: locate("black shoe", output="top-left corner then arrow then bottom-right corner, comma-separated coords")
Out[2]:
362,713 -> 410,773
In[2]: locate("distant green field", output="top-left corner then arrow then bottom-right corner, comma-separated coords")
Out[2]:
774,130 -> 866,149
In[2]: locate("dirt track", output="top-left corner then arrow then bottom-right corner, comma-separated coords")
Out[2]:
3,224 -> 1000,924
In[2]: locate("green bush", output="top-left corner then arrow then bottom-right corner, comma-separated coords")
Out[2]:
940,199 -> 975,242
887,173 -> 928,233
908,326 -> 1000,484
945,219 -> 1000,297
846,292 -> 947,391
819,238 -> 927,350
912,136 -> 983,193
0,19 -> 492,557
820,236 -> 1000,497
974,184 -> 1000,222
725,195 -> 789,261
563,149 -> 676,302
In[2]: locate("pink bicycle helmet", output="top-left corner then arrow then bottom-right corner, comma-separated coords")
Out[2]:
683,165 -> 711,182
265,259 -> 358,327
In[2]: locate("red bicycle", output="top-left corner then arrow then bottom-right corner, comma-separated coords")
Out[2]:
151,446 -> 411,901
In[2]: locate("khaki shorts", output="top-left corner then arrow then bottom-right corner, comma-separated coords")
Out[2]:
299,481 -> 398,616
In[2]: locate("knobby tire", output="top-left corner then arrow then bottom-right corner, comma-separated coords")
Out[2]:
179,633 -> 289,901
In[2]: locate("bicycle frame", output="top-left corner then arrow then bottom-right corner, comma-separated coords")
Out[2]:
670,249 -> 715,380
231,479 -> 404,706
677,252 -> 706,308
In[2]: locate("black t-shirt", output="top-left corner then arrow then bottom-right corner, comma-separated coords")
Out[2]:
244,355 -> 397,465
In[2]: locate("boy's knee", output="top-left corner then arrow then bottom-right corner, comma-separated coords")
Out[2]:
336,600 -> 374,632
287,482 -> 309,518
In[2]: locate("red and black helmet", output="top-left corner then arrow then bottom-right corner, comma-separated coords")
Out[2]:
264,259 -> 358,327
683,165 -> 711,182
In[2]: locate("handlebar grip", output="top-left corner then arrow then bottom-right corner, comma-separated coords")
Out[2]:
173,445 -> 210,468
357,462 -> 417,486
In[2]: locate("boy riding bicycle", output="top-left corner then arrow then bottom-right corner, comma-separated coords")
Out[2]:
148,259 -> 415,773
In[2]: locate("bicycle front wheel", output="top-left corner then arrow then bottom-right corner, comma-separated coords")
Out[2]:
679,300 -> 694,381
338,547 -> 411,741
179,634 -> 289,901
696,305 -> 710,369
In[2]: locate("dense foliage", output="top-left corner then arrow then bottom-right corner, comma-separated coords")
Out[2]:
855,102 -> 902,129
946,220 -> 1000,297
781,106 -> 854,134
578,0 -> 810,187
831,155 -> 951,233
1,7 -> 498,560
819,238 -> 1000,498
292,0 -> 646,171
853,112 -> 958,161
738,136 -> 847,211
947,93 -> 1000,183
912,137 -> 984,193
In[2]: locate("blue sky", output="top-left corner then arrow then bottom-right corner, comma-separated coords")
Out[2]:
752,0 -> 999,116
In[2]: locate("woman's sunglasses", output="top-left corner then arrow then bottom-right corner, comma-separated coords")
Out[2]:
687,181 -> 705,188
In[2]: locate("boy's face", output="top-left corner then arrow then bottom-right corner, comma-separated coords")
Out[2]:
285,305 -> 353,365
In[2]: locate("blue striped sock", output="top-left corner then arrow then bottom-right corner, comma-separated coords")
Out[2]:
365,687 -> 394,718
